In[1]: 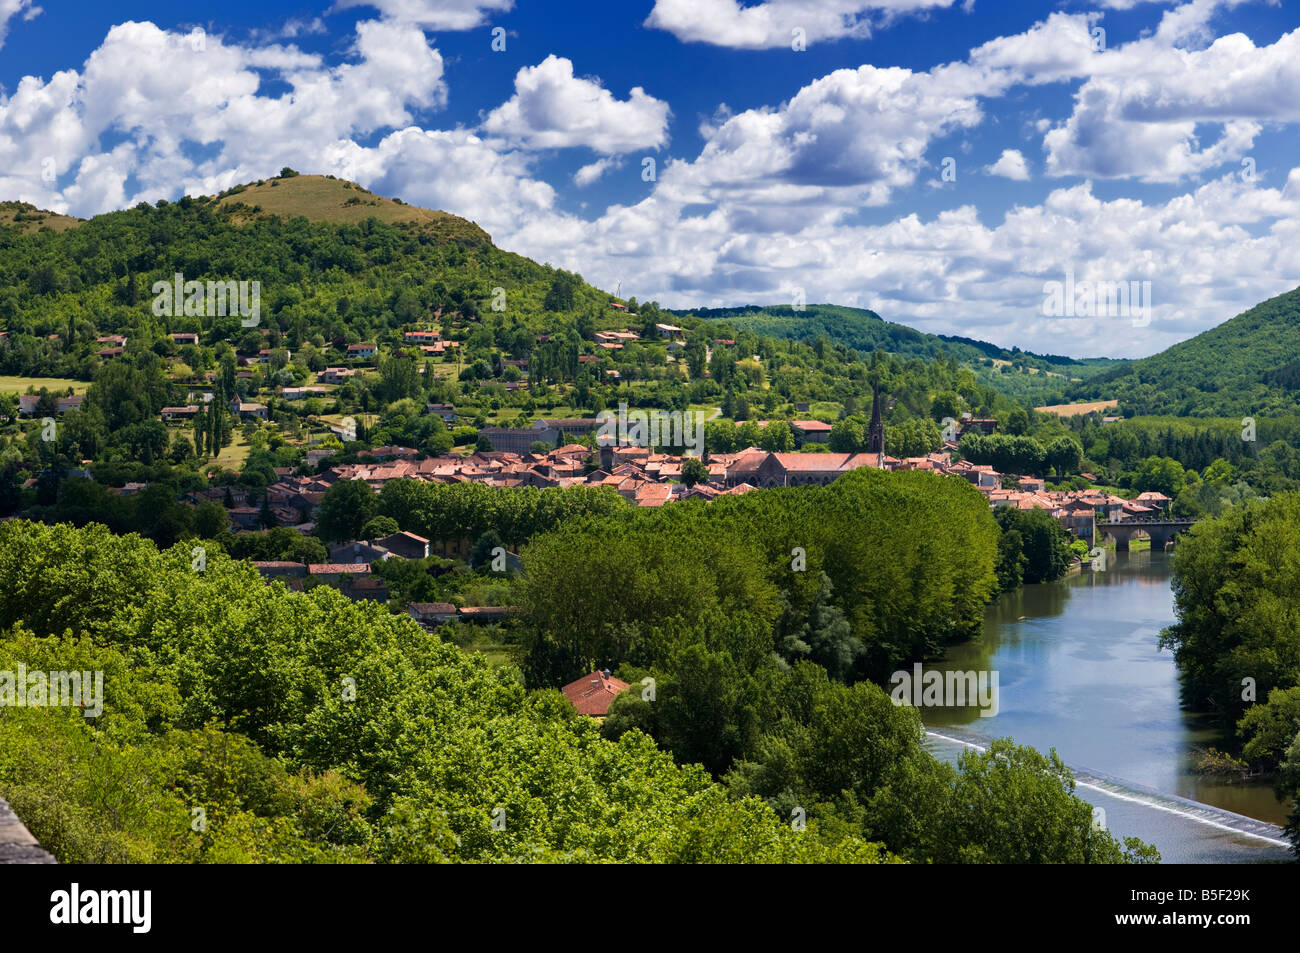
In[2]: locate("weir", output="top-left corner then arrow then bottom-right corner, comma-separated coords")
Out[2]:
924,727 -> 1292,851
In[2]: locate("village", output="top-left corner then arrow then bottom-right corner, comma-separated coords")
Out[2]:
6,309 -> 1180,720
218,405 -> 1172,536
149,415 -> 1171,638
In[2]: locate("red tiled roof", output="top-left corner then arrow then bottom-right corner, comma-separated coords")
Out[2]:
635,484 -> 673,506
307,563 -> 372,575
772,453 -> 855,471
791,420 -> 833,431
389,530 -> 429,543
561,671 -> 631,716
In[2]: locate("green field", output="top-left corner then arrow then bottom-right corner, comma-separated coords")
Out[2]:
210,431 -> 253,471
0,376 -> 89,394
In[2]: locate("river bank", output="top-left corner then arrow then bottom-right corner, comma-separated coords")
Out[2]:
919,549 -> 1293,863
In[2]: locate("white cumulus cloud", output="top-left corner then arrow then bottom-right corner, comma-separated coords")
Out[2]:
987,149 -> 1030,180
645,0 -> 958,49
574,157 -> 623,186
655,60 -> 1012,215
481,55 -> 670,154
331,0 -> 513,31
971,5 -> 1300,183
0,19 -> 447,211
0,0 -> 40,51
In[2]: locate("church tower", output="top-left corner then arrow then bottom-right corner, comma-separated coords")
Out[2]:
866,380 -> 885,459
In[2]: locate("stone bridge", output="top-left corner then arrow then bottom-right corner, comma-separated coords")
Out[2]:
1099,518 -> 1197,551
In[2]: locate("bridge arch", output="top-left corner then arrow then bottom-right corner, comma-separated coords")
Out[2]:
1099,519 -> 1196,551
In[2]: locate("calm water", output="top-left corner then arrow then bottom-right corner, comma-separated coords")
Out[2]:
919,550 -> 1294,863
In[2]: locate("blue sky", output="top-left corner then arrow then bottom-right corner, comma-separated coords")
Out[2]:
2,0 -> 1299,358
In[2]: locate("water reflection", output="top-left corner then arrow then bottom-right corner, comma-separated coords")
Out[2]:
920,550 -> 1291,829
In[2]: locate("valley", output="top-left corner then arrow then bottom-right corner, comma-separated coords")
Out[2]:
1,171 -> 1298,867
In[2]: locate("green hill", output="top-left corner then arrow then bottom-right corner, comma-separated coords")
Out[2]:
1071,286 -> 1300,416
0,172 -> 1118,408
677,303 -> 1125,402
0,172 -> 1042,415
0,170 -> 606,382
0,170 -> 1098,459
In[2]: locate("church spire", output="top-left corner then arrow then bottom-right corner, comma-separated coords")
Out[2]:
866,379 -> 885,460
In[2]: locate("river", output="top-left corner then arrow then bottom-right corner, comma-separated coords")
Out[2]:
919,549 -> 1294,863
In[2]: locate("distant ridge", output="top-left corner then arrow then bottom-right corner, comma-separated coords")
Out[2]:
1069,286 -> 1300,416
675,302 -> 1115,366
675,302 -> 1125,401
